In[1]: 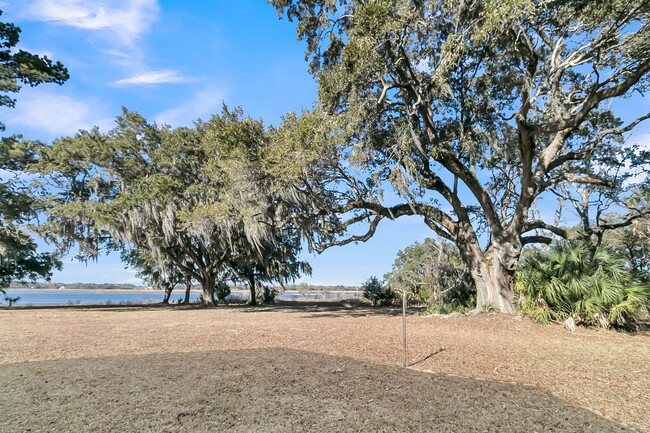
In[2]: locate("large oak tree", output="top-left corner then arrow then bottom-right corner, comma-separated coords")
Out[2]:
35,108 -> 310,305
271,0 -> 650,312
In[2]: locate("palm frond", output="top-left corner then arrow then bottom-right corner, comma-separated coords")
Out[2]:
516,241 -> 650,330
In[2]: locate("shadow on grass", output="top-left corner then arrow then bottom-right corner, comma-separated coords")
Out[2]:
0,348 -> 633,433
233,299 -> 418,318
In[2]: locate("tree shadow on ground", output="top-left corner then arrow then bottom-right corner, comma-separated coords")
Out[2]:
232,299 -> 418,318
0,348 -> 633,433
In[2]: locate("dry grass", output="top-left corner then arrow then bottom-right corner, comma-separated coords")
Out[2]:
1,300 -> 648,431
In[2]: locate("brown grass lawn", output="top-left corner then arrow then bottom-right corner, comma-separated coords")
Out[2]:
0,300 -> 648,432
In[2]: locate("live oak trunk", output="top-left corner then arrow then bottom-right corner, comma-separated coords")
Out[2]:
162,284 -> 174,304
462,240 -> 519,314
248,275 -> 257,306
201,278 -> 216,306
183,277 -> 191,304
471,257 -> 516,314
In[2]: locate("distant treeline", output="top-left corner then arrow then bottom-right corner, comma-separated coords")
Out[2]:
9,282 -> 145,290
283,284 -> 362,292
9,281 -> 361,292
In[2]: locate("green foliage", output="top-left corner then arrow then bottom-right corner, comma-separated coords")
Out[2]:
0,10 -> 68,129
362,276 -> 396,306
271,0 -> 650,313
1,224 -> 61,289
515,241 -> 650,330
34,107 -> 311,304
480,303 -> 497,314
230,224 -> 312,306
214,281 -> 231,303
258,286 -> 278,305
121,248 -> 180,288
0,10 -> 68,291
385,238 -> 475,313
121,247 -> 189,303
605,221 -> 650,278
602,188 -> 650,278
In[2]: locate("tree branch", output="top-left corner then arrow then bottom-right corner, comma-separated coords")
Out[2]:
523,220 -> 569,238
547,112 -> 650,172
520,235 -> 553,245
312,215 -> 384,253
534,61 -> 650,135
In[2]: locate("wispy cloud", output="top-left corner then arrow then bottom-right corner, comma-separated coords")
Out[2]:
100,48 -> 141,69
114,70 -> 189,86
4,89 -> 114,138
20,0 -> 160,45
155,86 -> 228,127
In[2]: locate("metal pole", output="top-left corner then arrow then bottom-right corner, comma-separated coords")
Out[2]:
402,290 -> 407,368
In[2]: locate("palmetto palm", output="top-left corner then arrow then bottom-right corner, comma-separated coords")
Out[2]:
515,241 -> 650,330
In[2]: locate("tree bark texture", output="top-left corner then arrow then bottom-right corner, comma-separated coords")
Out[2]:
472,259 -> 516,314
462,239 -> 519,314
183,278 -> 192,304
201,278 -> 216,306
248,275 -> 257,306
162,284 -> 173,304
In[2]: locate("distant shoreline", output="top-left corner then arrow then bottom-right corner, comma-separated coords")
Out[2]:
6,288 -> 362,294
1,288 -> 364,307
8,283 -> 362,292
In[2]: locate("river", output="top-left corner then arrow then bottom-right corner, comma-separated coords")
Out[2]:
1,289 -> 363,306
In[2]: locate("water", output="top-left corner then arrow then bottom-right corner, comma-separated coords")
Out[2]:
1,289 -> 363,306
2,289 -> 194,306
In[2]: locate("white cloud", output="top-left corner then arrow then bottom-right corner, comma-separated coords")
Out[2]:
4,89 -> 114,138
103,49 -> 131,59
20,0 -> 160,45
155,86 -> 228,127
100,49 -> 142,69
114,70 -> 189,86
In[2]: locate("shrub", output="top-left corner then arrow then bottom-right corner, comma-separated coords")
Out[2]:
515,241 -> 650,330
385,238 -> 475,313
215,281 -> 231,303
258,285 -> 278,305
363,276 -> 397,306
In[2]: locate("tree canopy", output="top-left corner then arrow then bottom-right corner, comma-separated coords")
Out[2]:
601,185 -> 650,276
121,246 -> 190,304
385,238 -> 474,311
0,10 -> 68,295
272,0 -> 650,312
33,107 -> 310,304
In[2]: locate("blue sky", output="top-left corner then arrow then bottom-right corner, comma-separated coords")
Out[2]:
1,1 -> 649,287
1,0 -> 433,286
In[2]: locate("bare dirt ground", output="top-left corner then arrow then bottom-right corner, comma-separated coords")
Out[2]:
1,300 -> 648,432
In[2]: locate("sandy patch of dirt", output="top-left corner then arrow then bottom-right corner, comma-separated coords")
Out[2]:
1,301 -> 648,431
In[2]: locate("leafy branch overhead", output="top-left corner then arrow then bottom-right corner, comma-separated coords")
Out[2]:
0,12 -> 68,130
0,9 -> 68,293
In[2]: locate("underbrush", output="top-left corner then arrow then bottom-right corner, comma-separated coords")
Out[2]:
515,241 -> 650,331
